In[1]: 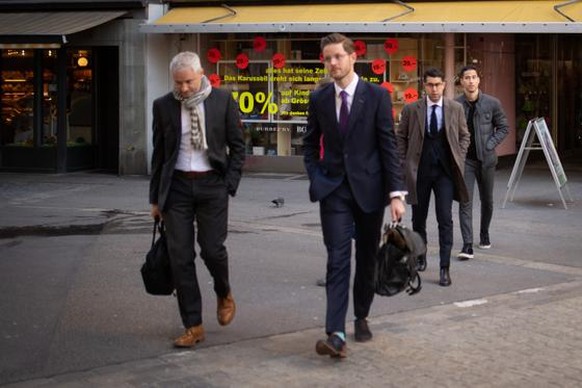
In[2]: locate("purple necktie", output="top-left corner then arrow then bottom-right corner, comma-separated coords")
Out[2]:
339,90 -> 349,134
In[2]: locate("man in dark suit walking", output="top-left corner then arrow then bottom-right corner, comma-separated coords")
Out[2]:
149,51 -> 245,348
304,33 -> 406,359
396,67 -> 470,287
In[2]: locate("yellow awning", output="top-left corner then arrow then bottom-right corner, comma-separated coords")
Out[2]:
140,1 -> 582,34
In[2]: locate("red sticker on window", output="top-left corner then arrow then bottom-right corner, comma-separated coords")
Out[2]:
208,74 -> 221,88
403,87 -> 419,103
384,38 -> 399,55
272,53 -> 286,69
235,53 -> 249,70
371,59 -> 386,75
207,48 -> 221,64
253,36 -> 267,52
354,40 -> 367,57
402,56 -> 417,72
381,81 -> 394,94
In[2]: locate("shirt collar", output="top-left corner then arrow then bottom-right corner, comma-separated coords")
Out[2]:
426,97 -> 443,108
334,74 -> 359,97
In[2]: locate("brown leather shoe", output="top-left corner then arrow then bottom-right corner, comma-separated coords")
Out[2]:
174,325 -> 205,348
217,292 -> 236,326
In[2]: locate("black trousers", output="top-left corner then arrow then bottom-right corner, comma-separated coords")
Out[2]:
320,179 -> 384,335
412,162 -> 455,268
163,172 -> 230,328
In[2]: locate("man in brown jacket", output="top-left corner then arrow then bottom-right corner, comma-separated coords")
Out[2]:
396,67 -> 470,286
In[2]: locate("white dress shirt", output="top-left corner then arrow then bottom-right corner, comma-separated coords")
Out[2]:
175,102 -> 213,172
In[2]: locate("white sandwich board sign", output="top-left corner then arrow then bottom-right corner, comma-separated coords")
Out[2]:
502,117 -> 572,209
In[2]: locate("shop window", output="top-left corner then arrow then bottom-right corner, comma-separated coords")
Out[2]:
515,36 -> 553,144
67,49 -> 93,146
207,33 -> 442,156
42,50 -> 58,146
1,49 -> 34,146
556,35 -> 582,152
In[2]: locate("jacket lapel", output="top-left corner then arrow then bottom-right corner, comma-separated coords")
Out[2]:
346,82 -> 366,136
169,97 -> 182,147
443,99 -> 453,134
415,101 -> 427,138
319,85 -> 339,139
203,91 -> 216,144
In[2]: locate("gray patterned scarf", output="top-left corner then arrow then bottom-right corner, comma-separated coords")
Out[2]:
173,75 -> 212,150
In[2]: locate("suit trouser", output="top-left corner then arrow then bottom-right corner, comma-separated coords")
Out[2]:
412,163 -> 454,268
459,158 -> 495,245
163,172 -> 230,328
320,179 -> 384,335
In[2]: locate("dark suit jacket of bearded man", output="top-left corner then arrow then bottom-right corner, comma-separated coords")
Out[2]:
303,80 -> 404,212
396,97 -> 470,205
149,87 -> 246,211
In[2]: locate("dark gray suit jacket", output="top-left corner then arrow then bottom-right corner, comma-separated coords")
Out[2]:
149,88 -> 245,211
303,80 -> 404,213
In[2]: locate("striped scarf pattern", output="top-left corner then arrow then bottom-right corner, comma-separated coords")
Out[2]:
173,75 -> 212,150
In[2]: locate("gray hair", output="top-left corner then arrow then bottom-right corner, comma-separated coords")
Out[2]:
170,51 -> 202,74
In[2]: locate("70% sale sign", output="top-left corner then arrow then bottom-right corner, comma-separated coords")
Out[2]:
231,91 -> 279,114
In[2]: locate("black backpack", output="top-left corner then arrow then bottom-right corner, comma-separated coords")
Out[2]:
374,223 -> 425,297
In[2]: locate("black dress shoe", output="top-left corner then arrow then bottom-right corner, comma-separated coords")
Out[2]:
315,334 -> 347,358
416,254 -> 427,272
439,267 -> 451,287
354,318 -> 372,342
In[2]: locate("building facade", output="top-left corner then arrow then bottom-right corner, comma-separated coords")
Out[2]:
1,0 -> 581,174
141,0 -> 582,174
0,0 -> 148,174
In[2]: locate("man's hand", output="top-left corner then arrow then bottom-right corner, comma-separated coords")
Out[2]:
151,204 -> 162,221
390,197 -> 406,222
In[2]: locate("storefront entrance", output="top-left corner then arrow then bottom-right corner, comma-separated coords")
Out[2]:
515,34 -> 582,159
0,46 -> 119,172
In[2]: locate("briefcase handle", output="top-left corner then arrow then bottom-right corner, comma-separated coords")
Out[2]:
151,219 -> 165,247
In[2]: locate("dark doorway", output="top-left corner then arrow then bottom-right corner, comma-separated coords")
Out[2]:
93,46 -> 119,173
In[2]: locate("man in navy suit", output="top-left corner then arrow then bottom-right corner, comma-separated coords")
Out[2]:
304,33 -> 406,358
149,51 -> 245,348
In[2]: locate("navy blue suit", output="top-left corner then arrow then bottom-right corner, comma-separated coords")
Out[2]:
303,79 -> 404,335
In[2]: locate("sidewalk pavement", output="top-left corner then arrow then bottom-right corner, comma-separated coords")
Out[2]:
1,163 -> 581,387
